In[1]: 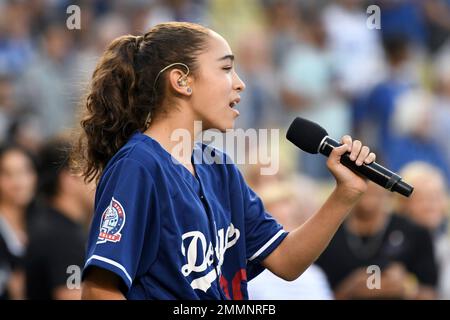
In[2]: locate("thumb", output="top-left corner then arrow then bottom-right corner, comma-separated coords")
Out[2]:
329,135 -> 352,160
329,143 -> 351,162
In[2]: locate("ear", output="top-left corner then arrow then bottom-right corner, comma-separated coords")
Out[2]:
168,68 -> 192,97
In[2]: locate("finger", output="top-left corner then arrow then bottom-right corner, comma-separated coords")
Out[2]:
349,140 -> 362,161
356,146 -> 370,166
364,152 -> 376,164
340,135 -> 352,152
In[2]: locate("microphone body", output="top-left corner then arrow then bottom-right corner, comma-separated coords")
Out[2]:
318,136 -> 413,197
285,117 -> 413,197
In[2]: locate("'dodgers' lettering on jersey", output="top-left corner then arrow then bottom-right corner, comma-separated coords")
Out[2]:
181,223 -> 240,292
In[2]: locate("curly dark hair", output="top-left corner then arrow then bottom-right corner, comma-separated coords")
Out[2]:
71,22 -> 209,183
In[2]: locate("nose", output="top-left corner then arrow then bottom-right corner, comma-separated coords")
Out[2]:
233,72 -> 246,93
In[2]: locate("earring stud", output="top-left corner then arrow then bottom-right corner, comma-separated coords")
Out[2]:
187,87 -> 192,93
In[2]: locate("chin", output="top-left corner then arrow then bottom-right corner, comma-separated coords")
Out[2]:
215,126 -> 229,133
212,120 -> 234,132
204,113 -> 236,132
222,121 -> 235,132
13,199 -> 32,208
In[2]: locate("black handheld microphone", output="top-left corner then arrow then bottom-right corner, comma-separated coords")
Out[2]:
286,117 -> 413,197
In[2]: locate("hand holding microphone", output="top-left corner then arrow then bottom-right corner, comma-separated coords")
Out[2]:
325,134 -> 376,198
286,117 -> 413,198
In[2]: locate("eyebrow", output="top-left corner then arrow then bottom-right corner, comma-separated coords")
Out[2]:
217,54 -> 235,62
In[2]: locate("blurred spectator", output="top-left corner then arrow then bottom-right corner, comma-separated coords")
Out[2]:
377,0 -> 450,53
316,182 -> 438,299
355,35 -> 420,159
234,28 -> 281,130
0,144 -> 37,299
248,176 -> 333,299
389,89 -> 450,183
0,75 -> 44,152
279,9 -> 350,180
15,23 -> 78,138
71,13 -> 130,115
322,0 -> 385,97
144,0 -> 209,28
261,0 -> 300,67
376,0 -> 428,48
0,75 -> 16,143
0,1 -> 34,76
429,43 -> 450,178
423,0 -> 450,52
74,13 -> 129,77
6,111 -> 45,155
395,162 -> 450,299
26,137 -> 94,300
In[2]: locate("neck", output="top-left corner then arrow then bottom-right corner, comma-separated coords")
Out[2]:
0,202 -> 26,232
347,210 -> 388,237
50,194 -> 85,224
144,108 -> 201,168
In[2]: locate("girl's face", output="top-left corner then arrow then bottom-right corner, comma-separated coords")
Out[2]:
189,31 -> 246,131
0,150 -> 37,208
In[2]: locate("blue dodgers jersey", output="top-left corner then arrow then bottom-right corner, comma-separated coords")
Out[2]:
83,132 -> 288,300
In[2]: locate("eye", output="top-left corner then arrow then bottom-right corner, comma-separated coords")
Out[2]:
222,66 -> 233,72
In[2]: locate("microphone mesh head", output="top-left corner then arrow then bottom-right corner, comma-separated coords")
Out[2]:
286,117 -> 328,154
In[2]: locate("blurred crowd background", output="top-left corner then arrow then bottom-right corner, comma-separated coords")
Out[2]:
0,0 -> 449,300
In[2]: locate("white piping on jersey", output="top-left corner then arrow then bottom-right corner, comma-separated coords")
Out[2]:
85,255 -> 132,285
248,230 -> 285,262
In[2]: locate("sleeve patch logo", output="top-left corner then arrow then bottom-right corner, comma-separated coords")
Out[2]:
97,197 -> 126,244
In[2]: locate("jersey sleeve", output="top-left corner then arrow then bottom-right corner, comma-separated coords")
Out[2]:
83,158 -> 160,291
235,168 -> 288,280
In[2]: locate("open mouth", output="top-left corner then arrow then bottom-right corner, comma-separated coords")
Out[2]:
228,101 -> 240,116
